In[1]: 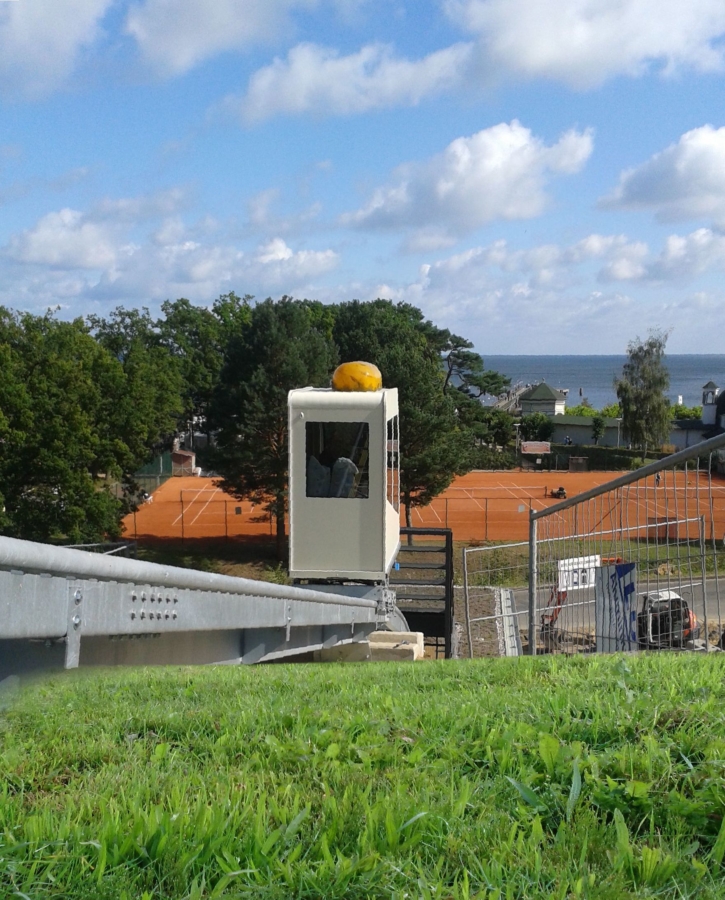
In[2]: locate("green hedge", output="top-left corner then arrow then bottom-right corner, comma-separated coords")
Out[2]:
522,444 -> 670,471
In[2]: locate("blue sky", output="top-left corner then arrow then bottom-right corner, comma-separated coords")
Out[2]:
2,0 -> 725,353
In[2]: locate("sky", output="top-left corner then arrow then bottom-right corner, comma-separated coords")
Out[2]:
2,0 -> 725,353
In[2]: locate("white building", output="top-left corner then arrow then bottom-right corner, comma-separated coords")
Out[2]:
519,383 -> 567,416
669,381 -> 722,450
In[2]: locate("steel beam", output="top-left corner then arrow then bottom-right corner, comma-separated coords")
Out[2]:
0,535 -> 380,674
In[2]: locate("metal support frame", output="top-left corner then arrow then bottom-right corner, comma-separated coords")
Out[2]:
528,516 -> 537,655
0,535 -> 380,677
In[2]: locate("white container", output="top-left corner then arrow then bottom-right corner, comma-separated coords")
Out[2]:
288,387 -> 400,582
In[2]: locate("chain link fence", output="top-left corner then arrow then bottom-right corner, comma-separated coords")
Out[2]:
463,434 -> 725,657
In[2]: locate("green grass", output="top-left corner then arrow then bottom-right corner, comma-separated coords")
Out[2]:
2,655 -> 725,898
136,539 -> 291,585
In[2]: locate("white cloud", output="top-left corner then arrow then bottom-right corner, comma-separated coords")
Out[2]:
602,126 -> 725,225
6,209 -> 118,269
250,237 -> 338,283
239,41 -> 472,120
0,0 -> 113,98
445,0 -> 725,89
373,257 -> 639,353
2,194 -> 339,311
343,121 -> 593,238
397,226 -> 725,300
125,0 -> 322,76
646,228 -> 725,280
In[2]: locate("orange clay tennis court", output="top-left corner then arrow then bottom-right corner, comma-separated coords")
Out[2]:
125,469 -> 725,544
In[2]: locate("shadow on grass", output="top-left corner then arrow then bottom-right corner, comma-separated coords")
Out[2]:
134,536 -> 289,584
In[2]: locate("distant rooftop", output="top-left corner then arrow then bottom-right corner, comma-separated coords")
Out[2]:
520,382 -> 567,402
703,380 -> 719,390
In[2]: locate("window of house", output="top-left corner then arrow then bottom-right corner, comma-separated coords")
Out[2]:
305,422 -> 369,499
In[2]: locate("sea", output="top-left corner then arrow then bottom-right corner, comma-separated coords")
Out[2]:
482,355 -> 725,410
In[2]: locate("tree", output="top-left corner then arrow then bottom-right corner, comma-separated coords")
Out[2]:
475,408 -> 516,448
157,293 -> 253,449
591,415 -> 605,445
600,402 -> 621,419
332,300 -> 472,528
567,404 -> 597,418
672,404 -> 702,420
615,331 -> 671,452
208,298 -> 337,559
87,306 -> 184,470
158,298 -> 224,448
519,413 -> 555,442
441,334 -> 510,399
0,310 -> 133,541
437,333 -> 514,452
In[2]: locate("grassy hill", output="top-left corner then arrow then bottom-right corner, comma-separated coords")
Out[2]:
2,654 -> 725,899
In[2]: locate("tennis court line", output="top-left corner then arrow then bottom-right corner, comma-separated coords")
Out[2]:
463,489 -> 485,510
495,480 -> 544,513
188,487 -> 222,526
172,488 -> 207,526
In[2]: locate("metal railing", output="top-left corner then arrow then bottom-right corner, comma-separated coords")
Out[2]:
0,535 -> 381,678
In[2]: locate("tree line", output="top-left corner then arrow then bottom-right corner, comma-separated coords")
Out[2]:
0,296 -> 512,552
0,297 -> 676,553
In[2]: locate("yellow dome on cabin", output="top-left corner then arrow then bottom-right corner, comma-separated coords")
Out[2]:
331,361 -> 382,392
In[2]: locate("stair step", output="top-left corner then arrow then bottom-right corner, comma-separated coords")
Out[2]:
396,545 -> 447,553
393,561 -> 446,570
391,577 -> 446,587
396,593 -> 446,603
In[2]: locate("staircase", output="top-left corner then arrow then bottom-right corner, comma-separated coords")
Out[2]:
391,528 -> 454,658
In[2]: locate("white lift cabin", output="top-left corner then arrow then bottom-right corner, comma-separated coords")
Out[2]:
288,387 -> 400,583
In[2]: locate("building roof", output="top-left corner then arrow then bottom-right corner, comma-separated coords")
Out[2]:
671,418 -> 705,430
703,380 -> 719,390
550,415 -> 619,427
520,382 -> 567,402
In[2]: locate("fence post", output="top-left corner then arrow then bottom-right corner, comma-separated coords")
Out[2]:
700,515 -> 709,649
528,513 -> 537,655
485,498 -> 488,542
445,498 -> 448,529
225,501 -> 228,540
462,548 -> 473,659
180,495 -> 185,543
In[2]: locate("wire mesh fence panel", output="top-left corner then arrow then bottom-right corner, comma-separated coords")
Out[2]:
529,436 -> 725,656
128,492 -> 276,541
461,542 -> 530,658
411,497 -> 538,541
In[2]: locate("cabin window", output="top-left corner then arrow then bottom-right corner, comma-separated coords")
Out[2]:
306,422 -> 369,499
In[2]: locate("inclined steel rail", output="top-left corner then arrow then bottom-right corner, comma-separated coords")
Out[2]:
0,535 -> 383,678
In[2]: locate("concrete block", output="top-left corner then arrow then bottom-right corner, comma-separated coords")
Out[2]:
369,642 -> 417,662
317,641 -> 371,663
369,631 -> 424,659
